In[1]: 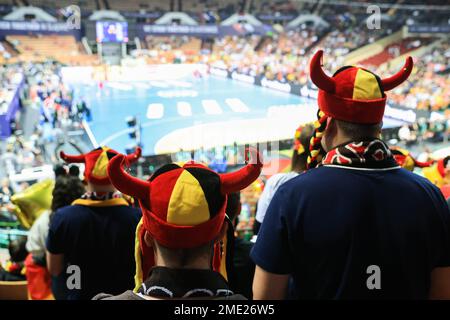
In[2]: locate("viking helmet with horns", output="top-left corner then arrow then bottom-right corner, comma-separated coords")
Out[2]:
390,146 -> 433,171
310,49 -> 413,124
423,157 -> 449,188
60,146 -> 142,185
107,147 -> 263,289
306,50 -> 414,168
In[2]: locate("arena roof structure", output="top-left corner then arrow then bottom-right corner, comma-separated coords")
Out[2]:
286,14 -> 329,29
3,6 -> 57,22
154,12 -> 198,26
88,10 -> 126,21
220,13 -> 263,26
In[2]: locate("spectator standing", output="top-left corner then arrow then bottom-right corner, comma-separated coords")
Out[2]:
0,237 -> 28,281
254,123 -> 314,234
25,173 -> 85,300
251,51 -> 450,299
46,147 -> 142,299
94,148 -> 262,300
226,192 -> 255,299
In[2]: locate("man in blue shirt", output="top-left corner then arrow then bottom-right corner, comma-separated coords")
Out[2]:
251,51 -> 450,299
46,146 -> 142,299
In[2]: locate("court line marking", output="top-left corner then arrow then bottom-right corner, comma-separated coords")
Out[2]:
98,101 -> 293,147
134,82 -> 151,89
202,99 -> 223,115
149,81 -> 169,88
177,101 -> 192,117
225,98 -> 250,112
82,119 -> 99,148
106,82 -> 134,91
147,103 -> 164,119
98,110 -> 266,147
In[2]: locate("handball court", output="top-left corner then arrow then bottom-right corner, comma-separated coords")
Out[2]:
65,65 -> 409,156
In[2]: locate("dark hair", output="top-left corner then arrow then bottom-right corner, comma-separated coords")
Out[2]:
154,240 -> 214,268
51,175 -> 85,212
54,164 -> 81,178
226,192 -> 241,222
8,236 -> 28,263
68,165 -> 80,177
292,124 -> 314,172
335,119 -> 382,140
53,164 -> 66,177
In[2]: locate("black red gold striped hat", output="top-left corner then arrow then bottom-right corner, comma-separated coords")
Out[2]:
390,146 -> 433,171
107,148 -> 263,287
108,147 -> 262,249
310,50 -> 413,124
60,146 -> 141,185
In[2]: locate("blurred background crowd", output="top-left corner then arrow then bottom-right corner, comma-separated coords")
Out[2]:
0,0 -> 448,299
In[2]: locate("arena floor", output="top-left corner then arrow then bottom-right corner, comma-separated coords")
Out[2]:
69,67 -> 407,156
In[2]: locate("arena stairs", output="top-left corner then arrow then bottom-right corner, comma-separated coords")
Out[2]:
344,27 -> 443,69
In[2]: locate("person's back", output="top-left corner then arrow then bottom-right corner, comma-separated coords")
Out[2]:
0,236 -> 28,282
251,51 -> 450,300
46,146 -> 143,300
48,204 -> 141,299
255,123 -> 315,234
225,192 -> 256,299
93,148 -> 263,300
258,166 -> 449,299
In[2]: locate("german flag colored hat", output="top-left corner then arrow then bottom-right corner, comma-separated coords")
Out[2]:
310,50 -> 413,124
390,147 -> 433,171
307,50 -> 413,168
423,157 -> 449,188
107,148 -> 262,288
60,146 -> 141,185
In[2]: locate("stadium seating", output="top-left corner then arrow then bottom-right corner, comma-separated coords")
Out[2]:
6,35 -> 98,65
0,41 -> 18,64
179,38 -> 202,53
146,36 -> 201,52
7,35 -> 80,56
358,37 -> 434,67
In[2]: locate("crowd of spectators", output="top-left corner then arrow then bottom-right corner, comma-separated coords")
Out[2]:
0,65 -> 23,116
137,7 -> 448,114
387,42 -> 450,111
0,111 -> 448,301
0,38 -> 447,306
205,21 -> 392,86
0,0 -> 448,304
0,62 -> 91,184
207,28 -> 323,85
0,13 -> 445,187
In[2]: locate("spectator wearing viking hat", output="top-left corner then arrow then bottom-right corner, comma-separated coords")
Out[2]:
46,146 -> 142,300
422,156 -> 450,201
423,156 -> 450,188
251,50 -> 450,299
93,148 -> 262,300
390,146 -> 434,172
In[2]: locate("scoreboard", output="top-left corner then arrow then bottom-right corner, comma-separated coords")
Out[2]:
96,21 -> 128,43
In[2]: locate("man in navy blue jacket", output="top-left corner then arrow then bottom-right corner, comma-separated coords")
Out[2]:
251,51 -> 450,299
46,147 -> 142,299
